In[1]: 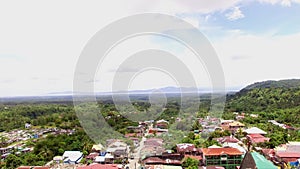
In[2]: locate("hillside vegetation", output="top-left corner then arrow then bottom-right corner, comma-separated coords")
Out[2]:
225,79 -> 300,125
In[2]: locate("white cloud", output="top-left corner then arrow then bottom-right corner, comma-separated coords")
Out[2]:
212,32 -> 300,88
225,6 -> 245,21
257,0 -> 300,6
281,0 -> 292,6
181,17 -> 199,28
0,0 -> 300,96
129,0 -> 241,14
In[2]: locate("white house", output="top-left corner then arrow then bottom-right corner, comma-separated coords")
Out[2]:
62,151 -> 83,164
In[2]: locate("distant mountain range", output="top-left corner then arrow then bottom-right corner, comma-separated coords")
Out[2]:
2,79 -> 300,103
48,86 -> 240,96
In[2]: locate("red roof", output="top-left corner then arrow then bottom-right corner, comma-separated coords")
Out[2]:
247,134 -> 269,143
215,136 -> 239,143
201,148 -> 243,156
281,157 -> 299,163
86,152 -> 99,159
143,157 -> 165,164
17,167 -> 31,169
77,164 -> 120,169
143,157 -> 182,165
276,152 -> 300,158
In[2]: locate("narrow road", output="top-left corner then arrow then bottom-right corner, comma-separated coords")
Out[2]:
127,126 -> 150,169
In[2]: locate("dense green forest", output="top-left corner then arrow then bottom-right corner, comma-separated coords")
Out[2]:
224,79 -> 300,126
0,104 -> 78,132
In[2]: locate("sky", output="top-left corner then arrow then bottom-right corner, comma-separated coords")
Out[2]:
0,0 -> 300,96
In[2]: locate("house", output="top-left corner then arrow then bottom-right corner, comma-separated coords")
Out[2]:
222,143 -> 246,154
247,134 -> 270,144
106,146 -> 127,159
148,128 -> 168,135
62,151 -> 83,164
155,119 -> 169,129
94,156 -> 106,163
235,114 -> 245,120
228,121 -> 245,132
142,156 -> 182,166
250,114 -> 259,118
220,121 -> 244,132
275,152 -> 300,164
161,152 -> 183,161
92,144 -> 104,152
25,123 -> 31,129
143,165 -> 182,169
273,142 -> 300,165
214,136 -> 239,144
239,151 -> 256,169
106,140 -> 128,159
0,147 -> 11,155
53,156 -> 63,163
176,143 -> 201,155
1,152 -> 10,159
86,152 -> 99,161
285,141 -> 300,153
201,147 -> 243,169
107,140 -> 127,148
140,138 -> 165,159
243,127 -> 267,135
104,153 -> 114,163
144,138 -> 164,147
220,120 -> 234,126
140,145 -> 165,159
239,151 -> 277,169
127,126 -> 144,134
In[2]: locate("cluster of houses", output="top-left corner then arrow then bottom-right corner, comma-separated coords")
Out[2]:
268,120 -> 295,130
0,143 -> 33,159
8,117 -> 300,169
0,126 -> 75,160
260,141 -> 300,168
1,127 -> 75,146
148,120 -> 169,136
197,116 -> 300,168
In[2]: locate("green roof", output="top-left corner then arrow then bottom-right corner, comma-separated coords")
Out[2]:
251,152 -> 277,169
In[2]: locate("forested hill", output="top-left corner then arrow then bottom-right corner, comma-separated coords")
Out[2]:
226,79 -> 300,113
240,79 -> 300,92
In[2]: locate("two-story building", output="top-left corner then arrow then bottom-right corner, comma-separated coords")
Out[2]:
201,147 -> 243,169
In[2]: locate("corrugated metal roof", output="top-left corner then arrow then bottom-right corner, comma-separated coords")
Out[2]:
202,147 -> 243,156
251,152 -> 277,169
